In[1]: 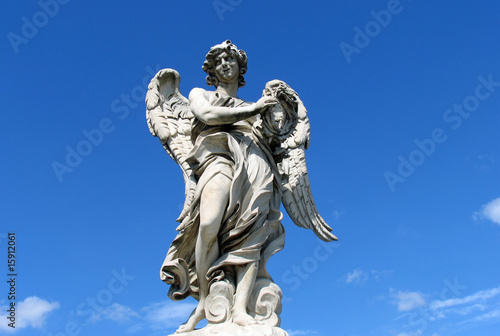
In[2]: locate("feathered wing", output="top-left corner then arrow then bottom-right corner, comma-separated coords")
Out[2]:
145,68 -> 195,226
260,80 -> 338,242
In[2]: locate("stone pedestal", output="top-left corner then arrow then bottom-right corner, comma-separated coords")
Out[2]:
170,279 -> 288,336
169,322 -> 289,336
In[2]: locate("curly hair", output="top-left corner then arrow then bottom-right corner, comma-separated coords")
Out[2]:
202,40 -> 247,88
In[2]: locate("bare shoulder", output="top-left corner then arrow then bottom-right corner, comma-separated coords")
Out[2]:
189,87 -> 209,102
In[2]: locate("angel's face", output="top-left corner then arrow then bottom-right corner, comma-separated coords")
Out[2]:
214,51 -> 239,83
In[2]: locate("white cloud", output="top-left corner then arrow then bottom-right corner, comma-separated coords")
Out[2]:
395,330 -> 441,336
0,296 -> 60,332
391,290 -> 426,312
371,270 -> 393,281
74,299 -> 195,334
395,332 -> 421,336
439,303 -> 487,318
473,197 -> 500,225
392,285 -> 500,335
459,307 -> 500,325
89,303 -> 139,323
345,268 -> 392,284
126,300 -> 197,333
143,300 -> 196,328
346,268 -> 366,284
430,286 -> 500,310
331,209 -> 345,221
483,198 -> 500,225
470,308 -> 500,322
474,154 -> 495,173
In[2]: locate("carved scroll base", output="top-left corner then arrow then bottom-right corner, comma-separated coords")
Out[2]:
171,278 -> 288,336
169,322 -> 289,336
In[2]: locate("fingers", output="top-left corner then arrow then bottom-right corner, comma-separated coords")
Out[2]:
255,97 -> 279,114
264,97 -> 278,105
258,96 -> 278,104
258,97 -> 278,109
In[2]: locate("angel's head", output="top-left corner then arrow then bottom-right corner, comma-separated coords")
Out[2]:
203,40 -> 247,88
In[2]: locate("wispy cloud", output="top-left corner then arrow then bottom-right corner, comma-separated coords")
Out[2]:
472,154 -> 495,173
473,197 -> 500,225
392,284 -> 500,336
439,303 -> 487,318
469,308 -> 500,322
0,296 -> 60,332
391,290 -> 426,311
141,300 -> 196,329
396,332 -> 441,336
395,331 -> 422,336
123,300 -> 196,333
75,299 -> 196,334
331,209 -> 345,221
345,268 -> 392,285
89,303 -> 139,323
430,286 -> 500,310
346,268 -> 366,284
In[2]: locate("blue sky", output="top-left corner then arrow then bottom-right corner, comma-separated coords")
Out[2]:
1,1 -> 500,335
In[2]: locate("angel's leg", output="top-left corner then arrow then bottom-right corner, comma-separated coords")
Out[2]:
176,173 -> 231,333
232,261 -> 262,326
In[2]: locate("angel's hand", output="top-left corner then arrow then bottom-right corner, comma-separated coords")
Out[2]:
254,96 -> 278,114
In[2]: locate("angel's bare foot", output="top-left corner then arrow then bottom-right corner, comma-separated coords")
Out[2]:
232,312 -> 262,326
175,305 -> 206,334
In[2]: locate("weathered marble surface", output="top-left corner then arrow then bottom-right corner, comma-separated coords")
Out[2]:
169,322 -> 289,336
146,40 -> 337,334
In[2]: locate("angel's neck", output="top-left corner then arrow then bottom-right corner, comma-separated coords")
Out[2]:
216,81 -> 239,98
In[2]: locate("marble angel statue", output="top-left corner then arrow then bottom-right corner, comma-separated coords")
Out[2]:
146,40 -> 337,335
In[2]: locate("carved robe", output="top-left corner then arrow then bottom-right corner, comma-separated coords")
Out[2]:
160,92 -> 286,301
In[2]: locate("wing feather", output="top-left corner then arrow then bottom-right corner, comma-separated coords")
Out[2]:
281,146 -> 337,242
145,69 -> 195,225
259,80 -> 337,242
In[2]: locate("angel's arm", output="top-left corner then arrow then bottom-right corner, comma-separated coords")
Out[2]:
188,88 -> 275,125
